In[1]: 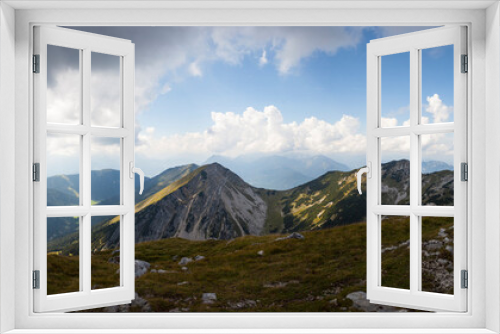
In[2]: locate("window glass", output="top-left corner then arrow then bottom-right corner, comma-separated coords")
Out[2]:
381,136 -> 411,205
47,133 -> 81,206
421,217 -> 454,295
91,52 -> 121,128
91,137 -> 121,205
92,216 -> 121,290
421,45 -> 454,124
381,52 -> 410,127
47,217 -> 80,295
46,45 -> 81,124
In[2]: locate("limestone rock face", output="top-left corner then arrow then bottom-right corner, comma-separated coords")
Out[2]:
133,163 -> 267,242
99,163 -> 267,247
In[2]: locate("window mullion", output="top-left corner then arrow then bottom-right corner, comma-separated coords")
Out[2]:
82,48 -> 92,294
409,47 -> 420,294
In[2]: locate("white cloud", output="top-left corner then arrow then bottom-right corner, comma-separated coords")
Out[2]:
425,94 -> 452,123
136,105 -> 367,159
90,70 -> 121,127
259,50 -> 268,66
274,27 -> 362,74
48,68 -> 122,128
381,117 -> 398,128
209,27 -> 363,75
379,95 -> 454,164
46,69 -> 81,124
188,62 -> 203,77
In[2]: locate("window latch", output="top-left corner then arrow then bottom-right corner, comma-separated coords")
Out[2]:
357,162 -> 371,195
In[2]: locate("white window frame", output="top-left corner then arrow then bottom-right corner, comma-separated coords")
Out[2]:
0,1 -> 499,333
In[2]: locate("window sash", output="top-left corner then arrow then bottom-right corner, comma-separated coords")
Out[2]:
32,25 -> 136,313
366,26 -> 467,312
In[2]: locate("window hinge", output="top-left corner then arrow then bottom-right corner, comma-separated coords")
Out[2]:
33,270 -> 40,289
33,163 -> 40,182
461,54 -> 468,73
33,54 -> 40,73
461,162 -> 468,181
461,270 -> 468,289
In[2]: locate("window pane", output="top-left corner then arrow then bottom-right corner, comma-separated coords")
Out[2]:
47,133 -> 81,206
381,136 -> 410,205
91,137 -> 121,205
381,215 -> 410,290
46,45 -> 81,124
91,52 -> 121,128
47,217 -> 80,295
421,45 -> 454,124
421,133 -> 454,206
380,52 -> 410,127
92,216 -> 121,290
421,217 -> 454,294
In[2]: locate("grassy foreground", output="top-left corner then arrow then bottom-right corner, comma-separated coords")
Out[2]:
47,217 -> 454,312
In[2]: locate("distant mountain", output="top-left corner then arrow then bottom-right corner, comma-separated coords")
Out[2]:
96,164 -> 199,206
47,159 -> 454,254
422,160 -> 454,174
205,154 -> 350,190
46,165 -> 197,242
47,169 -> 152,206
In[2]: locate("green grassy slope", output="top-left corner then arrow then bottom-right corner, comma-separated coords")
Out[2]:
258,170 -> 365,233
48,216 -> 454,312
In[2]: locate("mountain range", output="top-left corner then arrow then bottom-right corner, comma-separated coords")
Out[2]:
47,159 -> 453,255
205,154 -> 350,190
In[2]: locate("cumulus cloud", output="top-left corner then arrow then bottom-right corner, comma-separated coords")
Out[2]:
379,95 -> 454,163
381,94 -> 451,128
381,117 -> 410,128
47,68 -> 122,127
425,94 -> 452,123
136,105 -> 366,159
46,69 -> 81,124
274,27 -> 362,74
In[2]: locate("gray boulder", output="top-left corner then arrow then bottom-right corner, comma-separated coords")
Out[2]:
135,260 -> 151,278
194,255 -> 205,261
202,293 -> 217,304
178,257 -> 193,265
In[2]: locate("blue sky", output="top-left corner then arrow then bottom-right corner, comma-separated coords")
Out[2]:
47,26 -> 455,177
